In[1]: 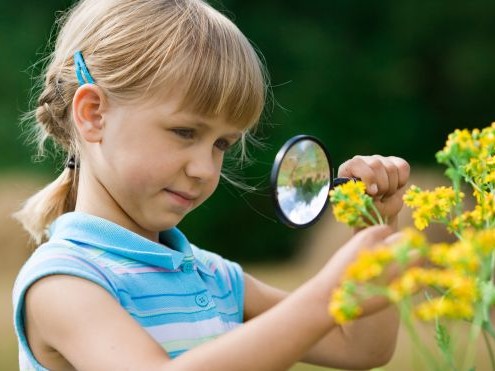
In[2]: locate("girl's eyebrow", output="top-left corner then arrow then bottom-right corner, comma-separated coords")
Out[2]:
165,109 -> 243,138
224,131 -> 243,140
186,119 -> 243,140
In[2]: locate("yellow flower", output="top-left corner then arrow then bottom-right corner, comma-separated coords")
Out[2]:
329,180 -> 366,201
484,171 -> 495,184
479,123 -> 495,149
388,267 -> 478,303
415,298 -> 474,321
449,207 -> 484,232
404,185 -> 462,230
440,128 -> 479,157
472,229 -> 495,255
345,247 -> 394,282
328,287 -> 363,324
329,181 -> 378,227
465,158 -> 485,184
402,228 -> 428,250
388,267 -> 423,302
429,241 -> 480,273
411,208 -> 431,231
332,202 -> 365,227
420,269 -> 478,302
454,129 -> 478,152
326,123 -> 495,369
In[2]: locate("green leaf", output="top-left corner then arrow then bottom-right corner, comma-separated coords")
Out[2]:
435,320 -> 455,369
435,322 -> 451,354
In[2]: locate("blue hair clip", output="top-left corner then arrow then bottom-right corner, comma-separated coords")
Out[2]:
74,50 -> 95,85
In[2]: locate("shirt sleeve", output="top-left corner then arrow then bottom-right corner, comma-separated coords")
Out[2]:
12,241 -> 118,370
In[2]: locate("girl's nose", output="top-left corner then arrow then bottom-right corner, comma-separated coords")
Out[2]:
185,148 -> 220,182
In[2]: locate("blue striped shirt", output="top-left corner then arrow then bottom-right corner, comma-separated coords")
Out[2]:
13,212 -> 244,370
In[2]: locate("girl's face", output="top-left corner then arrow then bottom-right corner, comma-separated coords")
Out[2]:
79,92 -> 242,240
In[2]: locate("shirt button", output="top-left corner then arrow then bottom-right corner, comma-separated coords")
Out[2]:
182,261 -> 194,273
195,294 -> 209,307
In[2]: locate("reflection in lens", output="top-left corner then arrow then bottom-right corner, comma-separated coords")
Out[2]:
276,139 -> 331,225
277,184 -> 330,224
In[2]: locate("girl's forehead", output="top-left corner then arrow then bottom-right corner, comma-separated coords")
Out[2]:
124,93 -> 244,135
151,92 -> 250,131
147,80 -> 258,131
110,83 -> 253,134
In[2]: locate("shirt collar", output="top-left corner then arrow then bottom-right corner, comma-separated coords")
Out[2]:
49,212 -> 210,274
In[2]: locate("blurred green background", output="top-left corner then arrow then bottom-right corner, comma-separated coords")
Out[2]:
3,0 -> 495,262
2,1 -> 495,369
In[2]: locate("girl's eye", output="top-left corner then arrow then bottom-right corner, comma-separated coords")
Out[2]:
215,138 -> 233,152
172,128 -> 195,139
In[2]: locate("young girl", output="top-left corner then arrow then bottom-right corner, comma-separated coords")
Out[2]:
13,0 -> 410,370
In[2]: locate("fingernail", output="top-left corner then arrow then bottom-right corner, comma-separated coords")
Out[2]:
369,184 -> 378,195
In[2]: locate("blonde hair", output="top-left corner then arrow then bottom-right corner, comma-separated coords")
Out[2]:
15,0 -> 268,244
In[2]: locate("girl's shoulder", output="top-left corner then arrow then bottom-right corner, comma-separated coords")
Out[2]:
13,239 -> 119,312
16,239 -> 107,281
12,239 -> 119,371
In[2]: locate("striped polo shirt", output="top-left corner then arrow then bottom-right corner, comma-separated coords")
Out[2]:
13,212 -> 244,370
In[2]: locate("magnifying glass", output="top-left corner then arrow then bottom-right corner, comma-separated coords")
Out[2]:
270,135 -> 354,228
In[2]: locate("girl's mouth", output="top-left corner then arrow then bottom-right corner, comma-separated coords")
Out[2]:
164,189 -> 196,209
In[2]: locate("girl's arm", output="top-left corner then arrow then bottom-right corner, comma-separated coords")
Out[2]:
25,226 -> 393,371
244,273 -> 399,369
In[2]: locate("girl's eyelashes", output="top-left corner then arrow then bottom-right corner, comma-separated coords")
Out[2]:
214,138 -> 233,152
171,127 -> 235,152
171,128 -> 195,139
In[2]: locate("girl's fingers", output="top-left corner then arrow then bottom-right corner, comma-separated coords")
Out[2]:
383,231 -> 404,245
388,156 -> 410,188
380,157 -> 399,197
338,156 -> 381,196
364,156 -> 390,196
352,224 -> 394,247
338,155 -> 409,197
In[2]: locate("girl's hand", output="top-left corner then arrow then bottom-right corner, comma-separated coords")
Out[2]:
338,155 -> 410,227
321,225 -> 406,317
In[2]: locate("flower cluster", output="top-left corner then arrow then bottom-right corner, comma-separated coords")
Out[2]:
403,185 -> 462,230
329,180 -> 383,227
328,123 -> 495,369
329,228 -> 426,324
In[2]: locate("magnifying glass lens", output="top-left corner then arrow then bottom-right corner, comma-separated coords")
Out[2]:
271,136 -> 332,228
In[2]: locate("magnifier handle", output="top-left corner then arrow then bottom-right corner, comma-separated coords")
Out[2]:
332,177 -> 361,188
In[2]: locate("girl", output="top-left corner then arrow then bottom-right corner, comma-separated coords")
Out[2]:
13,0 -> 410,370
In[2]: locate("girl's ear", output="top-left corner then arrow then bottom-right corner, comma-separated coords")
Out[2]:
72,84 -> 107,143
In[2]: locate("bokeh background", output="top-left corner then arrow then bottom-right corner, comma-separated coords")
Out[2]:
2,0 -> 495,369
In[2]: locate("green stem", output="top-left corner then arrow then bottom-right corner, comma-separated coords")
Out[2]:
483,329 -> 495,371
483,320 -> 495,340
369,201 -> 385,225
360,207 -> 379,226
437,217 -> 463,239
462,313 -> 483,370
491,251 -> 495,284
400,300 -> 441,370
450,159 -> 464,218
468,179 -> 483,194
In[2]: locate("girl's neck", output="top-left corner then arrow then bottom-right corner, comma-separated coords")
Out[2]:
75,169 -> 160,243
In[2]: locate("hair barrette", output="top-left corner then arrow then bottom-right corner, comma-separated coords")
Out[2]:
74,50 -> 95,86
